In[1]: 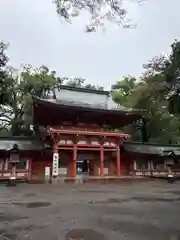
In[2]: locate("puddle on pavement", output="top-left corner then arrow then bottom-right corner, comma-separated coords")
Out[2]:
12,201 -> 51,208
0,213 -> 28,222
26,202 -> 51,208
66,229 -> 105,240
107,198 -> 127,204
131,196 -> 180,203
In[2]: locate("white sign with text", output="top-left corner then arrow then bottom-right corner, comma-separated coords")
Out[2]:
52,153 -> 59,176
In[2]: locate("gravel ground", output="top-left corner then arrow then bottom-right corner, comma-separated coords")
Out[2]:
0,180 -> 180,240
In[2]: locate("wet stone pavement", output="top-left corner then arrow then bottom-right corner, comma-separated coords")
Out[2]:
0,180 -> 180,239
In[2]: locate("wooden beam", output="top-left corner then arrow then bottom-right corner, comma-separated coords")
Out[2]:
49,127 -> 129,138
57,143 -> 117,148
58,147 -> 117,151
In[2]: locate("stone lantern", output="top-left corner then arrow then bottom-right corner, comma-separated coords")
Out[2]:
8,144 -> 20,186
163,150 -> 177,183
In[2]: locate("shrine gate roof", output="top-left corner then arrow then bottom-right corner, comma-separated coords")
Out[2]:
52,85 -> 141,112
33,85 -> 146,127
34,97 -> 141,114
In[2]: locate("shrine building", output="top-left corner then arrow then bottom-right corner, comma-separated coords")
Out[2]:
0,86 -> 179,181
32,85 -> 145,179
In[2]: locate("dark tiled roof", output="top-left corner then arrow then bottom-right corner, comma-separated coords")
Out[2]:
0,137 -> 47,151
123,142 -> 180,156
50,98 -> 108,110
34,97 -> 145,116
58,85 -> 110,95
37,85 -> 145,115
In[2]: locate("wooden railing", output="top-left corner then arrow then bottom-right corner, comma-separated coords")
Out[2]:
132,168 -> 180,177
0,169 -> 29,180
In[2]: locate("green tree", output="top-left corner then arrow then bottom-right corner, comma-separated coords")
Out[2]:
84,84 -> 104,91
164,41 -> 180,115
0,67 -> 24,135
0,43 -> 20,134
20,65 -> 58,98
65,77 -> 104,90
0,41 -> 11,106
142,40 -> 180,116
111,76 -> 137,107
138,40 -> 180,143
111,76 -> 142,141
133,66 -> 180,144
0,41 -> 8,68
111,72 -> 180,143
65,77 -> 85,87
0,62 -> 61,136
19,65 -> 61,135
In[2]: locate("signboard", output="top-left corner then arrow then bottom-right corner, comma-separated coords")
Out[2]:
52,153 -> 59,177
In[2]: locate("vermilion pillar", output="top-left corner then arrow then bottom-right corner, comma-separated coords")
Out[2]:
116,146 -> 121,176
100,147 -> 104,177
72,146 -> 77,177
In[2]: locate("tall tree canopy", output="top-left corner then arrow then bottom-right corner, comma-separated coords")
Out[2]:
0,41 -> 11,106
111,41 -> 180,144
111,76 -> 137,107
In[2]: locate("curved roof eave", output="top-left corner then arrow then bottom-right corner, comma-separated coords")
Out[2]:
33,96 -> 146,117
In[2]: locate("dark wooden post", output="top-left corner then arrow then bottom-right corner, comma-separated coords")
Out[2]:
100,147 -> 104,177
72,146 -> 77,178
116,146 -> 121,176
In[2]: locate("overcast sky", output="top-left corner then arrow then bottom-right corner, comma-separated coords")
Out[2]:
0,0 -> 180,89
